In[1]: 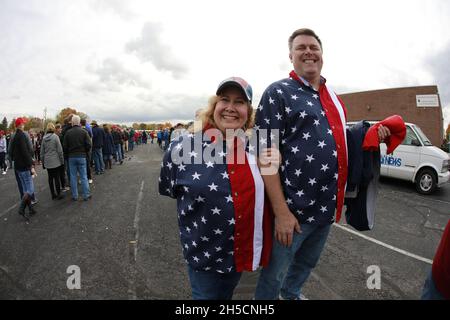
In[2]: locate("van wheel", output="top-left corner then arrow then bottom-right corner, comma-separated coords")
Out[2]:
415,169 -> 437,195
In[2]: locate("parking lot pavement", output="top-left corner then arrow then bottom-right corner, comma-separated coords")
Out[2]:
0,143 -> 449,299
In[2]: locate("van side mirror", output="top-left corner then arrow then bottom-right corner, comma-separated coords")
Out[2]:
411,139 -> 421,146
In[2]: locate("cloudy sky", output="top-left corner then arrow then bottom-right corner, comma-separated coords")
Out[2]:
1,0 -> 449,128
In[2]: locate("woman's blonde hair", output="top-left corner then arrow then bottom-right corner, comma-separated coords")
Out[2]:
46,122 -> 56,132
196,95 -> 254,133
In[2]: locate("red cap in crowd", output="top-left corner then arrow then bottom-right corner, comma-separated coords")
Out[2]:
15,117 -> 27,128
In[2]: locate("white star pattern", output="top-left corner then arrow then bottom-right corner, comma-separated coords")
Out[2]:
299,111 -> 307,119
276,113 -> 283,120
303,132 -> 311,140
192,172 -> 201,180
291,95 -> 298,100
321,164 -> 330,172
318,140 -> 326,149
221,171 -> 229,179
208,183 -> 218,191
211,207 -> 221,215
306,154 -> 315,163
308,178 -> 317,186
320,206 -> 328,213
294,169 -> 302,177
296,190 -> 305,197
291,146 -> 299,154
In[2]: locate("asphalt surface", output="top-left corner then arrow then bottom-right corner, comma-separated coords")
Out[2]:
0,143 -> 449,300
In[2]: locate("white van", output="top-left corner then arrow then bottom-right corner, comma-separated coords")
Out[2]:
347,121 -> 450,194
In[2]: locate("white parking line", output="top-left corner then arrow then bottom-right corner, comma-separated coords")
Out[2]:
133,180 -> 145,261
128,180 -> 145,300
333,223 -> 433,265
0,203 -> 18,219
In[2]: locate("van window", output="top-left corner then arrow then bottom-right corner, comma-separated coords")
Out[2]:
413,125 -> 433,146
402,127 -> 420,146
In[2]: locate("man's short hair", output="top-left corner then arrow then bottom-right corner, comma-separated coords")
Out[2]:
288,28 -> 323,51
72,115 -> 81,126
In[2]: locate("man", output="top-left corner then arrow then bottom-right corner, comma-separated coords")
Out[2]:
63,115 -> 92,201
8,117 -> 37,220
81,118 -> 93,183
254,28 -> 390,300
91,120 -> 105,174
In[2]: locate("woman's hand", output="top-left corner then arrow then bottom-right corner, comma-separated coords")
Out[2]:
258,147 -> 282,175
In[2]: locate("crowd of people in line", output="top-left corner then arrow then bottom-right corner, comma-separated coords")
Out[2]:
1,114 -> 174,221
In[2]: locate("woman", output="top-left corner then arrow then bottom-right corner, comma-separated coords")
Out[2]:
102,125 -> 114,170
40,123 -> 65,200
159,77 -> 278,300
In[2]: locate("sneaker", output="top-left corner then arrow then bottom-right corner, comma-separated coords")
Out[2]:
83,195 -> 92,201
88,179 -> 93,184
31,199 -> 38,205
279,293 -> 309,300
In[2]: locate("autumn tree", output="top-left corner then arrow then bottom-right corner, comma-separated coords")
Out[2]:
0,117 -> 7,132
132,123 -> 139,130
56,107 -> 78,124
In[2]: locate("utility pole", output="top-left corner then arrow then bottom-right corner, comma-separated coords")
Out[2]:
43,107 -> 47,131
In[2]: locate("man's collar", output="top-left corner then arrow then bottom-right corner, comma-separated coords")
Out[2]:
290,70 -> 326,91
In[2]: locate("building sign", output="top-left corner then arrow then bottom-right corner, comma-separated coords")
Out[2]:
416,94 -> 439,107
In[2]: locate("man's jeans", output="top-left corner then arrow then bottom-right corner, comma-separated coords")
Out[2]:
17,169 -> 34,196
255,223 -> 332,300
92,147 -> 104,173
115,144 -> 123,162
421,269 -> 445,300
187,266 -> 242,300
68,156 -> 90,200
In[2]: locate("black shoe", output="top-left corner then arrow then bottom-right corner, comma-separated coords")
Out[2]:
83,195 -> 92,201
29,206 -> 37,215
56,194 -> 65,200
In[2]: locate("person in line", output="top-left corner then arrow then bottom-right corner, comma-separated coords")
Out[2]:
159,77 -> 277,300
8,117 -> 37,220
40,123 -> 65,200
254,28 -> 390,300
91,120 -> 105,175
0,130 -> 7,174
63,115 -> 92,201
102,125 -> 114,170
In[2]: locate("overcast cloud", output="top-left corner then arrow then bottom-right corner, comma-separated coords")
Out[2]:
0,0 -> 449,129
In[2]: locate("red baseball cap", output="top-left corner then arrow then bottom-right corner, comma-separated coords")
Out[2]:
15,117 -> 28,128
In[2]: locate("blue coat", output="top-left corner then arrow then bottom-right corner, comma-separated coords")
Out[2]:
344,121 -> 380,231
102,132 -> 115,155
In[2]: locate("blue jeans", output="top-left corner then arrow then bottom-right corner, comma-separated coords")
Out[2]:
68,156 -> 90,200
421,270 -> 445,300
115,144 -> 123,162
254,223 -> 332,300
92,147 -> 104,173
17,170 -> 35,196
129,140 -> 134,151
187,266 -> 242,300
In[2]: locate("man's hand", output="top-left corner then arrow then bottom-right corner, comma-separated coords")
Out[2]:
274,208 -> 301,247
377,125 -> 391,143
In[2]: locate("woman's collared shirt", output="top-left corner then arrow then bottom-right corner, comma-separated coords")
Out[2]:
159,132 -> 271,273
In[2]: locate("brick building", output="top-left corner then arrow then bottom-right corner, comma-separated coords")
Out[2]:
339,86 -> 444,146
